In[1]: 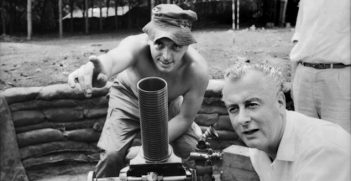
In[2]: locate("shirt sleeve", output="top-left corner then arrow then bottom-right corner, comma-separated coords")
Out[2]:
295,145 -> 350,181
291,0 -> 303,43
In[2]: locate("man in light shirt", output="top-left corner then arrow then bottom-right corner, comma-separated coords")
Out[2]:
289,0 -> 351,132
222,62 -> 350,181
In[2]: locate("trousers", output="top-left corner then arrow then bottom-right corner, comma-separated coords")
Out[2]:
95,80 -> 202,177
292,64 -> 351,132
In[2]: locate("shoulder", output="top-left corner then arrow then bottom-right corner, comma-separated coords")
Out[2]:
119,33 -> 149,52
184,46 -> 209,84
288,111 -> 350,156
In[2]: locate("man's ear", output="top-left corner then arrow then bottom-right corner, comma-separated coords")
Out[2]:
147,39 -> 153,46
277,91 -> 286,109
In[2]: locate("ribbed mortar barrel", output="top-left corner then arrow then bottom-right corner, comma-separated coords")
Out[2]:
137,77 -> 169,162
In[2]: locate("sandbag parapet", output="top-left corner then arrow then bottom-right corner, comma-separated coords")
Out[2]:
0,79 -> 244,180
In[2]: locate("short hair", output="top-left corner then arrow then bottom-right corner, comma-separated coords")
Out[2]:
224,62 -> 284,93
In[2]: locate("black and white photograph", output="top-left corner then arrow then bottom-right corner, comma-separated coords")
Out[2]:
0,0 -> 350,181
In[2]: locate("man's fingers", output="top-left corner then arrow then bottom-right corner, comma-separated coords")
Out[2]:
67,59 -> 98,97
89,56 -> 108,88
77,68 -> 86,93
81,63 -> 95,97
84,70 -> 93,98
68,70 -> 78,88
282,82 -> 292,93
89,55 -> 102,71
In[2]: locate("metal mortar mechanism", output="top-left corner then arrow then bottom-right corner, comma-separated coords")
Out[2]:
87,77 -> 222,181
189,125 -> 222,181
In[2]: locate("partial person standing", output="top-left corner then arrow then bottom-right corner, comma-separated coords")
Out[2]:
289,0 -> 351,132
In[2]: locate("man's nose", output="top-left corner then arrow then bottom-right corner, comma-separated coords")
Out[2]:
237,109 -> 251,126
162,48 -> 171,60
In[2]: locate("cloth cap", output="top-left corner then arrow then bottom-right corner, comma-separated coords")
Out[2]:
142,4 -> 197,46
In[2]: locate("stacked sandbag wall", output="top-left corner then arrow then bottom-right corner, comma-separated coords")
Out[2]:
195,79 -> 245,150
1,83 -> 111,180
0,79 -> 243,180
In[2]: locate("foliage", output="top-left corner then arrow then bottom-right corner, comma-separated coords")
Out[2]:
0,0 -> 143,34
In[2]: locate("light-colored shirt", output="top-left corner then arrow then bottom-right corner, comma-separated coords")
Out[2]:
289,0 -> 350,64
249,111 -> 350,181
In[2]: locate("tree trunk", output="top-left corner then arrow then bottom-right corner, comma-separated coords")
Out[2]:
70,0 -> 74,32
263,0 -> 278,25
85,0 -> 89,34
127,0 -> 132,29
236,0 -> 240,29
91,0 -> 94,17
58,0 -> 63,38
279,0 -> 288,26
106,0 -> 110,17
232,0 -> 235,30
115,0 -> 118,30
99,1 -> 103,31
27,0 -> 32,40
1,0 -> 6,35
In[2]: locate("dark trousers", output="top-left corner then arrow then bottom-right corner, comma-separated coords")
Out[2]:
95,142 -> 132,178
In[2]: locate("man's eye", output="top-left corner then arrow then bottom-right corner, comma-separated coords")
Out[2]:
247,103 -> 259,109
227,106 -> 238,114
173,45 -> 182,51
154,42 -> 164,49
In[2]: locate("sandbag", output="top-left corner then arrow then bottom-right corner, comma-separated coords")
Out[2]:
202,97 -> 225,106
207,139 -> 244,150
9,96 -> 109,112
26,162 -> 95,181
0,87 -> 41,104
20,141 -> 99,159
17,128 -> 65,148
15,121 -> 56,133
12,110 -> 45,127
55,118 -> 105,131
83,107 -> 108,118
37,83 -> 111,100
63,128 -> 100,142
10,99 -> 78,112
204,79 -> 224,97
78,96 -> 109,108
194,113 -> 218,126
92,119 -> 105,132
0,96 -> 29,181
43,108 -> 84,122
214,115 -> 234,131
15,118 -> 105,133
199,104 -> 228,115
216,130 -> 239,140
22,152 -> 100,168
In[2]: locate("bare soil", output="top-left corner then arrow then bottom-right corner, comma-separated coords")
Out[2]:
0,27 -> 294,91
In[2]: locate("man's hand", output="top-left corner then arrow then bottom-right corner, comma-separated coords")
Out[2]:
68,55 -> 108,97
282,82 -> 292,93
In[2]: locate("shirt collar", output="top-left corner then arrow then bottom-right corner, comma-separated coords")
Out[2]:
274,110 -> 296,162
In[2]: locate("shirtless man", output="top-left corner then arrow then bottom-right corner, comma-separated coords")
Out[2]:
67,4 -> 209,177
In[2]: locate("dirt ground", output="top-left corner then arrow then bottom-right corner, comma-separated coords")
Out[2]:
0,27 -> 294,91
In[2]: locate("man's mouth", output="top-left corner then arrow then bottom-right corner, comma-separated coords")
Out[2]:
159,60 -> 173,65
242,129 -> 259,135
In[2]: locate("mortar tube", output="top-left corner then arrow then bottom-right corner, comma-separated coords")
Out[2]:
137,77 -> 170,162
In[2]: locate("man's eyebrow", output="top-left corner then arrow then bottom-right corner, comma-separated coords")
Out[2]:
245,97 -> 262,103
223,102 -> 238,108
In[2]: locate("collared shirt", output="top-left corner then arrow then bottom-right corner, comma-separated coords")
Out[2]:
289,0 -> 350,64
249,111 -> 350,181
